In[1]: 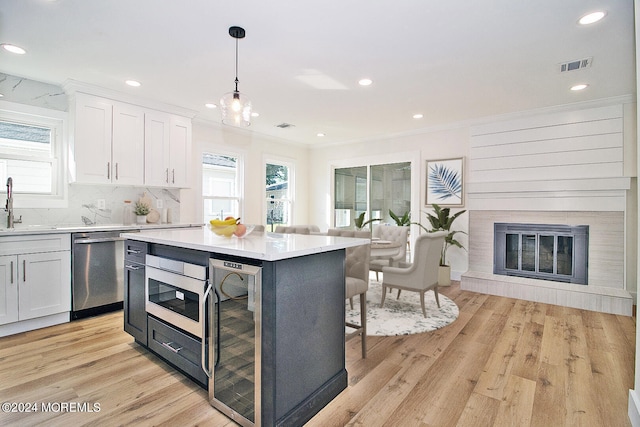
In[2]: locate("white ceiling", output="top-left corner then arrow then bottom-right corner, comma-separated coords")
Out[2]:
0,0 -> 636,146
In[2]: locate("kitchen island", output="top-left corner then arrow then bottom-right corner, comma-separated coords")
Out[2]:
120,226 -> 368,427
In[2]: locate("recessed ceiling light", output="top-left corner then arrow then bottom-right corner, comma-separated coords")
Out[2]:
1,44 -> 26,54
579,11 -> 606,25
125,80 -> 141,87
358,78 -> 373,86
205,103 -> 217,109
413,113 -> 424,119
571,84 -> 589,91
317,132 -> 326,137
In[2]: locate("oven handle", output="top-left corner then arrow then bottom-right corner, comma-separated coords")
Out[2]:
201,280 -> 214,379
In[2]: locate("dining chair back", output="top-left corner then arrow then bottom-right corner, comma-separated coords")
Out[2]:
370,224 -> 409,280
381,231 -> 447,317
327,228 -> 371,358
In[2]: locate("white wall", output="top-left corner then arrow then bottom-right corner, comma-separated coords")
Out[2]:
308,127 -> 470,279
181,120 -> 310,226
630,2 -> 640,424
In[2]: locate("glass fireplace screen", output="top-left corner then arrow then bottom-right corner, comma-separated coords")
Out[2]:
495,223 -> 588,285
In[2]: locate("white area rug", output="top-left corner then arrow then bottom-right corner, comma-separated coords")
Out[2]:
346,281 -> 459,336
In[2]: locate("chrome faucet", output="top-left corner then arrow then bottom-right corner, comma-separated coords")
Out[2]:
5,177 -> 22,228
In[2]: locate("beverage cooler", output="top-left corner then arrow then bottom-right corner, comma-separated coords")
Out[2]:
206,258 -> 262,427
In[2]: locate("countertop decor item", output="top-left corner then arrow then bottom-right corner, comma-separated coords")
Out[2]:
134,201 -> 150,224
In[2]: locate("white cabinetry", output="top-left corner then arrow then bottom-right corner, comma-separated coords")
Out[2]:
72,92 -> 191,188
0,234 -> 71,336
72,93 -> 145,185
144,112 -> 191,187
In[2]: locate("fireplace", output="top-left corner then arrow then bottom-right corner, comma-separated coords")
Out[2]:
493,223 -> 588,285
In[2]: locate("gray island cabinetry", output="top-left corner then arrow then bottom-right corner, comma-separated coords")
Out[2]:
121,227 -> 368,427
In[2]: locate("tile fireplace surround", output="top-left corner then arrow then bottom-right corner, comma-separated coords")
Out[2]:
461,210 -> 633,316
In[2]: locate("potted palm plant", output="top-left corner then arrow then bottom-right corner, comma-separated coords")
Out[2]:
354,212 -> 381,230
420,203 -> 466,286
389,209 -> 411,226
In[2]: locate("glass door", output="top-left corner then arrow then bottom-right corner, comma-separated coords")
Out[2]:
208,259 -> 262,427
334,162 -> 410,229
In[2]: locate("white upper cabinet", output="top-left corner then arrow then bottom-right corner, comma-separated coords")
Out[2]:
112,102 -> 145,185
144,112 -> 191,188
71,91 -> 192,188
168,115 -> 191,188
73,93 -> 114,184
72,93 -> 144,185
144,111 -> 171,187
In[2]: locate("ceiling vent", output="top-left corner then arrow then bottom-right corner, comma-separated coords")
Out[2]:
275,123 -> 295,129
559,57 -> 593,73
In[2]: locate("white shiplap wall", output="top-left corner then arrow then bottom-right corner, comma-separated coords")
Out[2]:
467,104 -> 631,211
461,102 -> 635,315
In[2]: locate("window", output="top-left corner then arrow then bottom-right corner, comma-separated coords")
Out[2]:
265,161 -> 293,231
202,153 -> 242,222
334,162 -> 411,228
0,102 -> 66,207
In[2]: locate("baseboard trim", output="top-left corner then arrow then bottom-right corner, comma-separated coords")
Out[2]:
0,312 -> 70,337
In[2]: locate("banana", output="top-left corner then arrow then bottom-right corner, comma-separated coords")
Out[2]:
210,217 -> 237,226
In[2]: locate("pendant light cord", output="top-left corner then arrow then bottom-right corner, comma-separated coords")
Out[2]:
234,37 -> 239,93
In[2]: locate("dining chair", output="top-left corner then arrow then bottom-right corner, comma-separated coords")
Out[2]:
370,224 -> 409,281
327,228 -> 371,358
381,231 -> 447,318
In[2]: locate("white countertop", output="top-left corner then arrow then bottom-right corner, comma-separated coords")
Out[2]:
121,226 -> 370,261
0,223 -> 202,237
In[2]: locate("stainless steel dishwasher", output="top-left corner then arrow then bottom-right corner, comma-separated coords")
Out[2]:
72,230 -> 137,319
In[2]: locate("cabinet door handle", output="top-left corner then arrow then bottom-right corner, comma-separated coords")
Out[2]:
10,261 -> 13,284
161,341 -> 183,353
115,163 -> 119,180
172,169 -> 175,184
23,259 -> 26,282
165,168 -> 169,183
107,162 -> 110,179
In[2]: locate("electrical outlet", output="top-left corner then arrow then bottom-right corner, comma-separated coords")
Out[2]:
156,199 -> 163,209
97,199 -> 106,210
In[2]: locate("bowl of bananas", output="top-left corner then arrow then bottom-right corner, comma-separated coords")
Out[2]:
208,217 -> 253,238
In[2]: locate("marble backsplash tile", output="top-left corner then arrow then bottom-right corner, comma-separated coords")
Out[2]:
9,185 -> 180,226
0,73 -> 67,111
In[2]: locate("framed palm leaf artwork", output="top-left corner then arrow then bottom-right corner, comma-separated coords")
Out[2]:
426,157 -> 464,206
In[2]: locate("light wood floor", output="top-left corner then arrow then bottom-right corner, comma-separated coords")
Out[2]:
0,283 -> 635,427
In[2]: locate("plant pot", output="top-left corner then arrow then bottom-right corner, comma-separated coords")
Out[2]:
136,215 -> 147,224
438,265 -> 451,287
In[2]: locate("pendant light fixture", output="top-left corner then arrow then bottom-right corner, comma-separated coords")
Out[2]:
220,26 -> 252,127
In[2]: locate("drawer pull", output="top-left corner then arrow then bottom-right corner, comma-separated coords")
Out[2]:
127,249 -> 141,254
161,341 -> 183,353
125,264 -> 141,270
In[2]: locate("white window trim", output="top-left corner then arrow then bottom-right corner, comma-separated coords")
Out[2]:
201,150 -> 245,221
0,100 -> 68,209
264,155 -> 295,226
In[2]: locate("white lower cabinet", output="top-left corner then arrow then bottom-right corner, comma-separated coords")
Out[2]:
0,234 -> 71,331
0,255 -> 19,324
